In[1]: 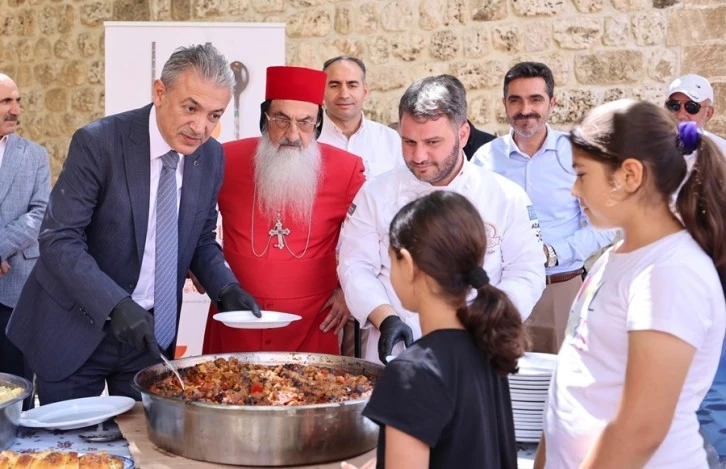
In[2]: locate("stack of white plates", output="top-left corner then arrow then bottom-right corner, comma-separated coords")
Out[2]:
508,352 -> 557,443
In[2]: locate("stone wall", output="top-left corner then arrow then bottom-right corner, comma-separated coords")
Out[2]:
1,0 -> 725,178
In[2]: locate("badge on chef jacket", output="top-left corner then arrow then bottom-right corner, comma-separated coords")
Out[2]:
527,205 -> 543,243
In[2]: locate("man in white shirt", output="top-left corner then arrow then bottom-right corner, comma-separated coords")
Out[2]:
338,74 -> 546,364
665,74 -> 726,158
318,56 -> 403,179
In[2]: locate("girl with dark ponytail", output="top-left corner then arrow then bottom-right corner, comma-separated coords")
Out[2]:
343,190 -> 525,469
536,99 -> 726,469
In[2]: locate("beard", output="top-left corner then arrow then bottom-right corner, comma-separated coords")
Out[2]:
407,135 -> 461,185
254,133 -> 322,225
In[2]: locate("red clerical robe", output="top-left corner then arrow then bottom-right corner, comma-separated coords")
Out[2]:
203,138 -> 365,355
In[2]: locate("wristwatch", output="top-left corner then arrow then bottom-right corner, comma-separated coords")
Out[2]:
544,244 -> 558,268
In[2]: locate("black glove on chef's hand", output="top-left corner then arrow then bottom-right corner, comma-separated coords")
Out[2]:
378,315 -> 413,364
110,297 -> 161,360
217,283 -> 262,318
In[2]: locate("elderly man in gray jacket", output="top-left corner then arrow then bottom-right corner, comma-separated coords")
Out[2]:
0,74 -> 51,400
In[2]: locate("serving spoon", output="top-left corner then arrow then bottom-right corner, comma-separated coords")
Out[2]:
230,61 -> 250,140
160,353 -> 185,391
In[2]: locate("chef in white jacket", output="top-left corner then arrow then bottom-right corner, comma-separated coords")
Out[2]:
338,74 -> 546,364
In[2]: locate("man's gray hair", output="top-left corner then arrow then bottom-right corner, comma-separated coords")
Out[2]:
398,75 -> 468,127
160,44 -> 234,91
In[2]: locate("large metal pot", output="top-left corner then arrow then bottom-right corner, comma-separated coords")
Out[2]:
133,352 -> 383,466
0,373 -> 32,451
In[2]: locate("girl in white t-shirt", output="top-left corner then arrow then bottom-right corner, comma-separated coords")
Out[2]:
535,99 -> 726,469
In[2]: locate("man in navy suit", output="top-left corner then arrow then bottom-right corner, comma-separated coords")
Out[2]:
0,74 -> 51,405
7,44 -> 260,405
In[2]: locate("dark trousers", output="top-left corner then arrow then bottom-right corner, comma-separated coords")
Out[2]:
36,321 -> 173,406
0,303 -> 34,410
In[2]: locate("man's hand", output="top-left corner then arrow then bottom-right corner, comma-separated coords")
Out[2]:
320,288 -> 350,334
0,260 -> 10,277
217,283 -> 261,318
188,270 -> 205,294
378,315 -> 413,364
110,297 -> 160,360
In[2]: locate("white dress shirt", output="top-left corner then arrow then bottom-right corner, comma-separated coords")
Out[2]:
337,158 -> 546,363
0,134 -> 8,170
131,106 -> 185,310
317,111 -> 404,179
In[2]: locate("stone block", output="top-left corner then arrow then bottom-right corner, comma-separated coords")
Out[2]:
709,118 -> 726,137
357,3 -> 379,34
332,38 -> 365,57
363,95 -> 399,126
287,10 -> 331,37
443,0 -> 468,26
171,0 -> 191,19
15,9 -> 36,36
81,2 -> 113,27
150,0 -> 172,20
61,61 -> 88,87
647,48 -> 676,83
632,12 -> 665,45
419,0 -> 443,30
523,23 -> 552,52
450,60 -> 505,89
71,88 -> 97,112
54,37 -> 76,59
88,60 -> 104,85
60,112 -> 86,140
366,65 -> 408,92
15,65 -> 32,88
77,32 -> 99,58
21,88 -> 43,113
712,83 -> 726,117
667,6 -> 726,46
391,34 -> 427,62
602,87 -> 629,102
509,52 -> 570,87
411,61 -> 451,79
192,0 -> 225,16
288,0 -> 327,7
335,5 -> 352,35
382,1 -> 415,31
631,84 -> 665,104
293,41 -> 337,68
113,0 -> 151,20
553,18 -> 601,50
493,25 -> 523,53
463,27 -> 490,58
652,0 -> 679,6
469,95 -> 496,126
366,36 -> 390,64
33,37 -> 52,61
611,0 -> 649,10
682,45 -> 726,78
57,5 -> 74,34
430,30 -> 460,60
45,88 -> 68,112
13,39 -> 33,64
511,0 -> 565,17
226,0 -> 249,15
471,0 -> 507,21
575,50 -> 643,84
550,88 -> 599,124
38,6 -> 58,35
602,15 -> 628,46
573,0 -> 603,12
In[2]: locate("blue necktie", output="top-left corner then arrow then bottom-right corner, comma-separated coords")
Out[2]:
154,150 -> 180,349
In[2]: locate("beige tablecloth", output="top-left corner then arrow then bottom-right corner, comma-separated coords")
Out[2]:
116,403 -> 376,468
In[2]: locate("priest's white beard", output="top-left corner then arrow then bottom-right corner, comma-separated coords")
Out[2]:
254,134 -> 322,225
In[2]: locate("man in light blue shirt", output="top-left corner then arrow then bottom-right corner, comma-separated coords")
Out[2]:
473,62 -> 614,353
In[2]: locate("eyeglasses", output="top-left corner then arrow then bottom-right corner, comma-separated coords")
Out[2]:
264,113 -> 319,133
665,99 -> 709,115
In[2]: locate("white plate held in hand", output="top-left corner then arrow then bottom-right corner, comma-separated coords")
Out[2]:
19,396 -> 135,430
213,310 -> 302,329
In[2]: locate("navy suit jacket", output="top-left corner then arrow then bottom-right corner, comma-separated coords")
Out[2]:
7,104 -> 237,381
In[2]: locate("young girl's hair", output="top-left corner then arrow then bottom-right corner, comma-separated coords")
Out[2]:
569,99 -> 726,295
388,191 -> 526,375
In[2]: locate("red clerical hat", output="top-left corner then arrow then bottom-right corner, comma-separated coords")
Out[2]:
265,66 -> 327,105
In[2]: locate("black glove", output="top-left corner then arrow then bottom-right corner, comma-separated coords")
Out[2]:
110,297 -> 161,360
217,283 -> 261,318
378,315 -> 413,364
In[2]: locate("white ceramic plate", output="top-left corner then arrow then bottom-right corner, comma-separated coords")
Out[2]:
213,310 -> 302,329
517,352 -> 558,376
19,396 -> 135,430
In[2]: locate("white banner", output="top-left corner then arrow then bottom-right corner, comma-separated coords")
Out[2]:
104,21 -> 285,357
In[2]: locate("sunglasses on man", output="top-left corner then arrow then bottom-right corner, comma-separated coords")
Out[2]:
665,99 -> 710,115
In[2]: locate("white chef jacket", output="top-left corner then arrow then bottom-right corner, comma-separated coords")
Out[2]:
317,111 -> 404,179
338,158 -> 546,363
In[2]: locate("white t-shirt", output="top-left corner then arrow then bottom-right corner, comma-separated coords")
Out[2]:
544,230 -> 725,469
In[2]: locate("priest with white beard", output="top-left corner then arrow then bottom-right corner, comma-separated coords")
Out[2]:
203,66 -> 365,354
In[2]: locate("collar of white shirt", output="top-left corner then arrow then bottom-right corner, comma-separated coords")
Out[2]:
504,124 -> 559,158
148,105 -> 179,160
323,110 -> 367,138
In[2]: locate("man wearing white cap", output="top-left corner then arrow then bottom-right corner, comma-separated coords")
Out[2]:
665,74 -> 726,158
